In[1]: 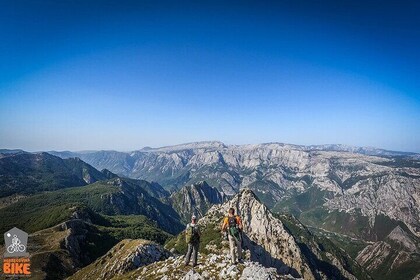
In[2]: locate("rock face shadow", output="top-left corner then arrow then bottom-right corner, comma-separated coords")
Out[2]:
241,233 -> 301,278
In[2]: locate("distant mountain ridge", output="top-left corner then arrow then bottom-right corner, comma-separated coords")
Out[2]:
0,152 -> 106,197
47,141 -> 420,238
131,141 -> 418,156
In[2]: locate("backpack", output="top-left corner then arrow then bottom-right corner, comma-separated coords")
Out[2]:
228,216 -> 240,240
185,224 -> 199,244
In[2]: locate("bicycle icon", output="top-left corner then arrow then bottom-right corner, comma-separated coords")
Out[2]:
7,234 -> 26,253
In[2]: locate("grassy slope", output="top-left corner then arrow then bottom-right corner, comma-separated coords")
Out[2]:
0,182 -> 173,243
0,178 -> 184,236
272,187 -> 333,217
165,206 -> 227,256
308,227 -> 368,259
165,221 -> 223,255
0,182 -> 117,235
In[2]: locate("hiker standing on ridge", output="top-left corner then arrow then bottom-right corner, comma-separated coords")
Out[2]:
185,215 -> 201,267
221,208 -> 243,264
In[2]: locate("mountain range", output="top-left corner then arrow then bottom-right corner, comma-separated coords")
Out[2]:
68,189 -> 371,280
0,142 -> 419,279
48,141 -> 420,238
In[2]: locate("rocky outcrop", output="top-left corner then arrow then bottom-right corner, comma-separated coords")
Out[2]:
68,239 -> 171,280
386,226 -> 418,252
125,252 -> 295,280
356,225 -> 420,279
169,181 -> 225,222
27,218 -> 104,279
201,189 -> 313,279
62,189 -> 366,280
196,189 -> 363,280
60,219 -> 97,267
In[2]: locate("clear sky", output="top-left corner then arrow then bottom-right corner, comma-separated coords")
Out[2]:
1,0 -> 419,152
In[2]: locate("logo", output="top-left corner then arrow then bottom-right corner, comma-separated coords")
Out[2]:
4,227 -> 29,258
2,227 -> 31,276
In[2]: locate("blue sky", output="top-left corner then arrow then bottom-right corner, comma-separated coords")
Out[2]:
1,0 -> 419,152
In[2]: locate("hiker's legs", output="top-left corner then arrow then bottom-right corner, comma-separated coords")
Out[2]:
228,234 -> 237,263
185,244 -> 193,265
192,242 -> 199,266
236,236 -> 242,260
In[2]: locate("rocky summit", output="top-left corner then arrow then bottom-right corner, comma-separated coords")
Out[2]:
125,252 -> 296,280
200,189 -> 314,279
167,189 -> 368,280
71,239 -> 295,280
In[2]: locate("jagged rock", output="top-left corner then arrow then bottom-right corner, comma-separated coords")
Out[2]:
183,270 -> 204,280
325,173 -> 420,235
25,218 -> 102,279
356,225 -> 420,279
197,189 -> 367,280
386,225 -> 417,252
122,253 -> 297,279
70,209 -> 92,223
169,181 -> 225,222
68,239 -> 171,280
240,264 -> 283,280
201,189 -> 314,279
61,220 -> 90,266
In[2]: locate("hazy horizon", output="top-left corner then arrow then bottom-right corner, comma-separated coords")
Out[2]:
1,1 -> 419,153
2,140 -> 419,154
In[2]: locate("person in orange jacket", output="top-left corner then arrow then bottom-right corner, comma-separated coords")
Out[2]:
221,208 -> 243,264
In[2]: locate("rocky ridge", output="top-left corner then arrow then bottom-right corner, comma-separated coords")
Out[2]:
168,181 -> 226,222
122,252 -> 296,280
165,189 -> 368,280
69,238 -> 296,280
356,225 -> 420,279
200,189 -> 314,279
69,239 -> 171,280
